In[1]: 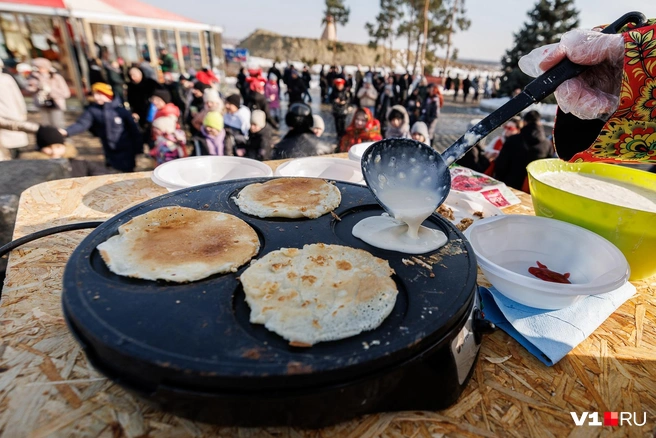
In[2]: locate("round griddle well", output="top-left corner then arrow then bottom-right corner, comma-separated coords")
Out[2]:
62,178 -> 477,392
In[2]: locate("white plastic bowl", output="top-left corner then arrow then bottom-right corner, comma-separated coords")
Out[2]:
152,156 -> 273,192
347,142 -> 375,162
274,157 -> 364,184
464,215 -> 629,310
150,172 -> 181,192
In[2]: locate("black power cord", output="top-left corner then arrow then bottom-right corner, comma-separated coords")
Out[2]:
0,221 -> 104,259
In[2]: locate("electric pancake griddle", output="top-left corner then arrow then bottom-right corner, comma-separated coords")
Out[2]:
62,178 -> 494,428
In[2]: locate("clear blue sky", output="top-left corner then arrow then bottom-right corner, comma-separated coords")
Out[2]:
141,0 -> 656,62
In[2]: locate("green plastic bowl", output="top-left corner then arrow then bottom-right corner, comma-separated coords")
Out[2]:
527,159 -> 656,281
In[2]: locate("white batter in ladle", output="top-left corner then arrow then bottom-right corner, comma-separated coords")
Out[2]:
353,139 -> 450,254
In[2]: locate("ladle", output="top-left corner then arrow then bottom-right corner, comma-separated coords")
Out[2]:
362,11 -> 647,214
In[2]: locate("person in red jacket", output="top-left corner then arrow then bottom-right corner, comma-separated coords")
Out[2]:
196,67 -> 219,86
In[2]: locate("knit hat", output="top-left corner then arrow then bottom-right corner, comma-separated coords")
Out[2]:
410,122 -> 430,144
152,116 -> 177,135
203,111 -> 224,131
251,110 -> 266,129
194,82 -> 210,92
312,114 -> 325,131
36,126 -> 65,149
226,94 -> 241,107
152,89 -> 172,104
203,88 -> 221,103
92,82 -> 114,100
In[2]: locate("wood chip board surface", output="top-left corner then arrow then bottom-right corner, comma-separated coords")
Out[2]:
1,169 -> 655,438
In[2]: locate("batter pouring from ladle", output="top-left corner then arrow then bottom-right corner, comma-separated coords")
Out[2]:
353,139 -> 449,254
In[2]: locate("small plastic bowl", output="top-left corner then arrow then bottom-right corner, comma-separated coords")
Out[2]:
150,172 -> 180,192
152,156 -> 273,192
274,157 -> 364,184
464,215 -> 630,310
347,142 -> 375,162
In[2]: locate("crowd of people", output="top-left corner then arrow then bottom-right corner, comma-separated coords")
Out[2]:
317,65 -> 443,150
0,51 -> 547,189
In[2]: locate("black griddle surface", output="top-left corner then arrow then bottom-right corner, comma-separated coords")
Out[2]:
62,178 -> 477,393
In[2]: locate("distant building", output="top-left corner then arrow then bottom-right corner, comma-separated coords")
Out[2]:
0,0 -> 223,100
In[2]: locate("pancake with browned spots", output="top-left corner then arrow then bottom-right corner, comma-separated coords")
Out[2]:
233,177 -> 341,219
97,206 -> 259,282
239,243 -> 397,346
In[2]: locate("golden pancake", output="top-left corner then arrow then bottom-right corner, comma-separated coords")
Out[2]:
233,177 -> 341,219
240,243 -> 397,346
98,206 -> 259,282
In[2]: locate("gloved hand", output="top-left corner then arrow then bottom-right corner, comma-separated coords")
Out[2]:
518,29 -> 625,120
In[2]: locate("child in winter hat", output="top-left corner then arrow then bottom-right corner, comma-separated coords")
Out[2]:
200,111 -> 226,156
150,116 -> 187,165
245,110 -> 271,160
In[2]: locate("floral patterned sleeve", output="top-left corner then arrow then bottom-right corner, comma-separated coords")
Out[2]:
569,19 -> 656,164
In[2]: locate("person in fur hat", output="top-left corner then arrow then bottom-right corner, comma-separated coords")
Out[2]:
385,105 -> 411,139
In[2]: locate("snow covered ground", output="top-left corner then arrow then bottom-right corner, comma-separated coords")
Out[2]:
237,55 -> 501,82
479,97 -> 558,122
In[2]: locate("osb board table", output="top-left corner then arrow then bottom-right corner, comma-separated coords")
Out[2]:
1,168 -> 655,438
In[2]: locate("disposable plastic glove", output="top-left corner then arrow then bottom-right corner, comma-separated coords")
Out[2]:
518,29 -> 625,120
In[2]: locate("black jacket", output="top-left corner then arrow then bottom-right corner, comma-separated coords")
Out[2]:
245,125 -> 273,160
422,95 -> 440,125
463,78 -> 472,94
127,76 -> 159,122
494,123 -> 554,190
66,100 -> 142,172
330,88 -> 350,116
271,128 -> 334,160
457,145 -> 490,174
167,82 -> 187,117
302,71 -> 312,88
287,77 -> 307,104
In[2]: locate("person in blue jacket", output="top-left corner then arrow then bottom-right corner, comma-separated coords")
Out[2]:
62,83 -> 142,172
